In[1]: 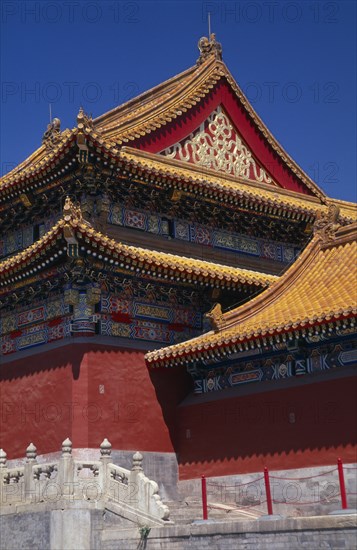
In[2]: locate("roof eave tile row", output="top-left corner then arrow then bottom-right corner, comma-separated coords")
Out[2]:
146,224 -> 357,366
0,211 -> 277,290
1,122 -> 355,224
146,310 -> 357,368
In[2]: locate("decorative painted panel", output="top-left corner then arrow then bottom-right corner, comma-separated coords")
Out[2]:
0,296 -> 71,355
0,214 -> 60,259
108,205 -> 163,235
100,292 -> 201,328
99,289 -> 202,344
108,204 -> 299,264
174,220 -> 298,262
0,284 -> 204,355
1,318 -> 72,355
0,298 -> 68,337
191,339 -> 357,394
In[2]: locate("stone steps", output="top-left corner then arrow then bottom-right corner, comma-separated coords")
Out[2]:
164,499 -> 264,524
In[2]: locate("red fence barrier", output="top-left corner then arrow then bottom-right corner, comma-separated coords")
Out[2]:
201,475 -> 208,520
337,458 -> 347,510
201,459 -> 356,519
264,467 -> 273,515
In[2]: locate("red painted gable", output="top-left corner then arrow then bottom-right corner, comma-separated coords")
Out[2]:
133,80 -> 313,195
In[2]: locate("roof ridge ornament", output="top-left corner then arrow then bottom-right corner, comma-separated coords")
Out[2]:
313,203 -> 340,243
42,117 -> 61,150
197,33 -> 222,65
76,107 -> 94,164
205,302 -> 226,332
77,106 -> 93,130
63,196 -> 83,222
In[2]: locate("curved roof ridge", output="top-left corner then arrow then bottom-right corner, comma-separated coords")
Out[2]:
0,128 -> 77,188
74,218 -> 278,286
224,220 -> 357,329
0,218 -> 65,274
95,58 -> 220,138
1,122 -> 355,224
222,235 -> 319,329
119,146 -> 323,205
94,64 -> 198,129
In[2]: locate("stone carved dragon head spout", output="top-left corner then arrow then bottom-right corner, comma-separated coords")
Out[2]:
197,33 -> 222,65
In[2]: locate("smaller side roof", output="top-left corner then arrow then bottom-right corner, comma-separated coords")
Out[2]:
146,217 -> 357,366
0,198 -> 277,291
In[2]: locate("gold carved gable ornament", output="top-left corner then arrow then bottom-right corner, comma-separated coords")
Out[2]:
162,107 -> 274,184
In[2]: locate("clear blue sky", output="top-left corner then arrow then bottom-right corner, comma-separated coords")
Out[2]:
1,0 -> 356,201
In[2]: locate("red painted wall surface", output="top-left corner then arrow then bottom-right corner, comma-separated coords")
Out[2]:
177,376 -> 357,479
0,344 -> 191,459
0,346 -> 74,458
2,344 -> 355,478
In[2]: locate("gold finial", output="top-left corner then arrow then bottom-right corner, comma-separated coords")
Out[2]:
197,33 -> 222,65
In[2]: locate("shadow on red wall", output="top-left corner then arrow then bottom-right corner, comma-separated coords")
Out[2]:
0,343 -> 192,459
176,376 -> 357,478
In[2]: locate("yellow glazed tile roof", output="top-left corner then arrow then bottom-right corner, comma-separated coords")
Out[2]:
0,200 -> 277,290
1,128 -> 355,224
117,147 -> 327,218
0,129 -> 75,189
1,113 -> 355,225
1,47 -> 355,233
1,129 -> 355,223
146,222 -> 357,365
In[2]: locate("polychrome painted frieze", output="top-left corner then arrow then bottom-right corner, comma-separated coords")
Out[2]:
190,338 -> 357,394
108,204 -> 299,264
0,214 -> 60,259
0,283 -> 205,356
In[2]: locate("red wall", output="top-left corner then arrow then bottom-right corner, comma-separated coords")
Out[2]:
177,376 -> 357,478
2,345 -> 355,478
0,346 -> 74,457
0,343 -> 191,459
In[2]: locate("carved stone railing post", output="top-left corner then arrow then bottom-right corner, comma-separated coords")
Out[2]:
0,441 -> 170,524
100,438 -> 112,495
132,451 -> 143,473
0,449 -> 7,505
24,443 -> 37,503
58,438 -> 74,499
130,452 -> 143,508
130,451 -> 170,522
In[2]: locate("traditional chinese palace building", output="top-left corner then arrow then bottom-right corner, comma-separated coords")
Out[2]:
1,36 -> 356,479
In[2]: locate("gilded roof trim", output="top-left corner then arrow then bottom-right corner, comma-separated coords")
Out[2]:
118,147 -> 325,218
0,129 -> 76,189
